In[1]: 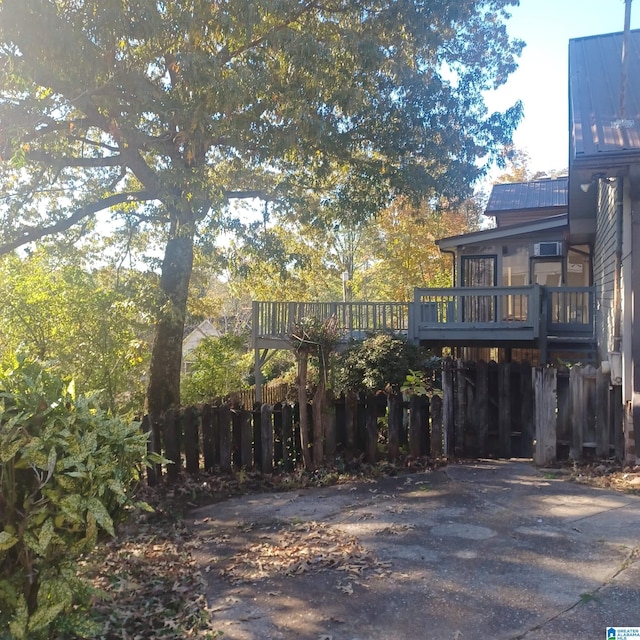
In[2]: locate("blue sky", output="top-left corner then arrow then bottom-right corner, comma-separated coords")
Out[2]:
485,0 -> 640,176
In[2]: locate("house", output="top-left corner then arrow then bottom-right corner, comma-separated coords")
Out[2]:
250,28 -> 640,462
418,176 -> 596,365
182,319 -> 221,373
567,28 -> 640,462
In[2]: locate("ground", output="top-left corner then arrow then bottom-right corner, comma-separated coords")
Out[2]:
74,459 -> 640,640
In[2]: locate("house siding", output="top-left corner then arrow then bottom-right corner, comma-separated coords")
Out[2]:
593,178 -> 620,360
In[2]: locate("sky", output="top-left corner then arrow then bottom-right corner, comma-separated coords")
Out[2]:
484,0 -> 640,177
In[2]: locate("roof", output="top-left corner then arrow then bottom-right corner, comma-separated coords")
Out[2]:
569,29 -> 640,167
486,178 -> 568,213
437,214 -> 568,250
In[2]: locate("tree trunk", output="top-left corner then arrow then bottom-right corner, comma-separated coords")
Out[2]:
146,224 -> 195,418
296,351 -> 312,469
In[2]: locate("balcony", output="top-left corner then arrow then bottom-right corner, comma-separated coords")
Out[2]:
410,285 -> 595,349
252,301 -> 410,350
252,286 -> 595,354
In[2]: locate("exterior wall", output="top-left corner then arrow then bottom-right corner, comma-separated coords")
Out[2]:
593,178 -> 620,362
455,231 -> 568,287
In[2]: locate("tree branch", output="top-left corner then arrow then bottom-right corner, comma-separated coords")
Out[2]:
223,189 -> 279,202
0,190 -> 152,255
27,150 -> 124,168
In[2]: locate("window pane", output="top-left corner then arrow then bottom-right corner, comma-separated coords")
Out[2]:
532,260 -> 562,286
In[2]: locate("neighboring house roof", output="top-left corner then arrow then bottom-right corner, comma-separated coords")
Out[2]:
437,214 -> 568,250
569,29 -> 640,169
486,178 -> 568,228
487,178 -> 568,212
182,319 -> 220,360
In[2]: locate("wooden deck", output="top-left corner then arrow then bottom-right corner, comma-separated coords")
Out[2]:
410,285 -> 595,347
252,301 -> 410,350
252,286 -> 595,352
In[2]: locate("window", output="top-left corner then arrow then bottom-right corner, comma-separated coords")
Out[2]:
462,256 -> 496,322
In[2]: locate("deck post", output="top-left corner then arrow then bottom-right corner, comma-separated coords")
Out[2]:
539,286 -> 549,364
255,347 -> 263,403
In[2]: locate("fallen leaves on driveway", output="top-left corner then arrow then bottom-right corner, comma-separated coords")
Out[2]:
220,521 -> 390,585
77,519 -> 219,639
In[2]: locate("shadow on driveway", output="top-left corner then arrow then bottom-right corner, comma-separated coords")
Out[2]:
190,460 -> 640,640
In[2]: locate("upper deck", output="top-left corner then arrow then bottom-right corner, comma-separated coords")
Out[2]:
252,286 -> 595,355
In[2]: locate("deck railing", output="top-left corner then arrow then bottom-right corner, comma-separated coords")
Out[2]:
252,287 -> 595,349
252,300 -> 410,348
546,287 -> 594,335
411,285 -> 594,343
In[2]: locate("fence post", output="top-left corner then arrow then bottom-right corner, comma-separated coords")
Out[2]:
261,403 -> 274,473
534,367 -> 557,466
431,395 -> 443,458
366,393 -> 378,464
253,402 -> 263,470
596,367 -> 610,458
409,395 -> 422,458
240,409 -> 253,469
569,366 -> 585,460
388,392 -> 402,463
477,360 -> 489,457
282,403 -> 295,472
345,391 -> 358,455
201,404 -> 216,472
498,362 -> 512,458
455,359 -> 466,456
520,362 -> 534,457
273,402 -> 284,466
442,360 -> 455,456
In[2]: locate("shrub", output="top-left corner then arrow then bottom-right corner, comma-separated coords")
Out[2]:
181,333 -> 250,404
336,334 -> 424,394
0,357 -> 151,639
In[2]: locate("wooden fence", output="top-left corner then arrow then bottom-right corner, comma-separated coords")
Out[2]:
143,361 -> 623,483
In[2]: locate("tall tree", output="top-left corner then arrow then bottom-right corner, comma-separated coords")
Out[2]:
365,196 -> 483,301
0,0 -> 523,416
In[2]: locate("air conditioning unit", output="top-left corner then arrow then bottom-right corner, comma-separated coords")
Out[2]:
533,241 -> 563,257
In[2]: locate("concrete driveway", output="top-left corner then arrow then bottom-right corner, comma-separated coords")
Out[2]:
190,460 -> 640,640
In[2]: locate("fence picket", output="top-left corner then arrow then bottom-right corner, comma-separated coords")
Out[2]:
183,406 -> 200,474
261,404 -> 274,474
201,404 -> 216,471
219,405 -> 232,472
163,408 -> 181,482
498,362 -> 511,458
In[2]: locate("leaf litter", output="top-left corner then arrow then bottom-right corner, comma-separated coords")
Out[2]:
220,520 -> 391,585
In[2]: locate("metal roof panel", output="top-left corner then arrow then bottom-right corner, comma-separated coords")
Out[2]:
570,29 -> 640,164
486,178 -> 568,213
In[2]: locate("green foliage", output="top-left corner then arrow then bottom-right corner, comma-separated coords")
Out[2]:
181,334 -> 251,404
0,357 -> 151,638
0,0 -> 524,417
401,369 -> 429,397
0,248 -> 154,414
337,334 -> 423,394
